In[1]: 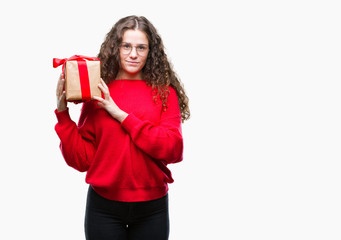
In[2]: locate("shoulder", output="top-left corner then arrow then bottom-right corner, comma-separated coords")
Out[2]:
167,86 -> 179,103
168,85 -> 177,95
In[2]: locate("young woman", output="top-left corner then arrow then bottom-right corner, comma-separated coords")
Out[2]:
55,15 -> 190,239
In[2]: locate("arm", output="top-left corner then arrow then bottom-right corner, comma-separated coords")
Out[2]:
93,80 -> 183,163
121,88 -> 183,164
55,75 -> 96,172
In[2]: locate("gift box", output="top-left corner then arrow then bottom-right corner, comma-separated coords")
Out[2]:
53,55 -> 101,101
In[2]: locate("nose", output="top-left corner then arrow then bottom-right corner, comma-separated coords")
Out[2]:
129,47 -> 138,58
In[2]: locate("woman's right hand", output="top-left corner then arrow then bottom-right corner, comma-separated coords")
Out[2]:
56,73 -> 67,112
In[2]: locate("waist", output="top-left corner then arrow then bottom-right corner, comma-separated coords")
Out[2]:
89,184 -> 169,202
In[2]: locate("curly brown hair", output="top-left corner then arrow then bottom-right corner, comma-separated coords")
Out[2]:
97,15 -> 190,122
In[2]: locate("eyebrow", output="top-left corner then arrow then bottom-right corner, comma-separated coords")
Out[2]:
121,42 -> 148,46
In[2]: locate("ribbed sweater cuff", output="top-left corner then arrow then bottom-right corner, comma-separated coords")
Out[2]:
54,108 -> 72,124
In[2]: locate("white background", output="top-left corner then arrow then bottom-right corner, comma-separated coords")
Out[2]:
0,0 -> 340,239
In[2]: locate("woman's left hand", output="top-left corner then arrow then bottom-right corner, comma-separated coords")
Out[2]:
93,79 -> 128,123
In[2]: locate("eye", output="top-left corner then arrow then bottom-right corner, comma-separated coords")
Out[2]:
137,45 -> 147,51
122,43 -> 131,50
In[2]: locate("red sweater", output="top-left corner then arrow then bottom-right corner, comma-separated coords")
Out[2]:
55,80 -> 183,202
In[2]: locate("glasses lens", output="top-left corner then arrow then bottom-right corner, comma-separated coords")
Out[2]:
136,45 -> 148,56
121,44 -> 131,54
120,43 -> 149,56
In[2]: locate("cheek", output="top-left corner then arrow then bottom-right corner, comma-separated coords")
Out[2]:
119,53 -> 125,65
140,56 -> 148,67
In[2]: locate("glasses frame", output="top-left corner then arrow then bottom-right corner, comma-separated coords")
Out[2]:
120,42 -> 149,56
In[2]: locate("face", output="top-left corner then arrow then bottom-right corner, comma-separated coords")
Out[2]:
117,29 -> 149,80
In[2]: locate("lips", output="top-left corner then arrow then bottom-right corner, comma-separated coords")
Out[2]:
126,61 -> 139,66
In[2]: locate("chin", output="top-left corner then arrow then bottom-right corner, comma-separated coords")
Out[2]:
126,68 -> 142,74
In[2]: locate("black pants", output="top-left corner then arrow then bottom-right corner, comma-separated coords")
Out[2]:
85,186 -> 169,240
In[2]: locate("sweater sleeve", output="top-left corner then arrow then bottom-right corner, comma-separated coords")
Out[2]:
121,87 -> 183,164
54,103 -> 96,172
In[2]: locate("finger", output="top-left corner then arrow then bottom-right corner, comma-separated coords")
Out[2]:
57,91 -> 66,102
97,83 -> 105,94
92,95 -> 104,103
56,77 -> 65,97
98,83 -> 110,99
57,90 -> 65,102
61,90 -> 66,100
97,101 -> 104,108
100,78 -> 109,91
57,91 -> 68,111
93,96 -> 105,108
56,76 -> 61,96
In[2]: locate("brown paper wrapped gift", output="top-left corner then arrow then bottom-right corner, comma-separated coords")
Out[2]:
53,55 -> 101,102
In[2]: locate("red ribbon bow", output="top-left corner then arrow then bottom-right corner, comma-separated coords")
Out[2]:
53,55 -> 100,101
53,55 -> 99,68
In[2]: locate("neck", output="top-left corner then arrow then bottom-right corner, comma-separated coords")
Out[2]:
116,71 -> 142,80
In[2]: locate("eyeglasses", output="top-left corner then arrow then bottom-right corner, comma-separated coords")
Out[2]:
120,42 -> 149,56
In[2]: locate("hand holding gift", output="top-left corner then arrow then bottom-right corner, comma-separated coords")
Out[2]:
53,55 -> 128,122
56,73 -> 67,112
92,79 -> 128,123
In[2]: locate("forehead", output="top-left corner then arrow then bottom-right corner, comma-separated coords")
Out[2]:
122,29 -> 148,44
